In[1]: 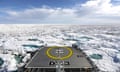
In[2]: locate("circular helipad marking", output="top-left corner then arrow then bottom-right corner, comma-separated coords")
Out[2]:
46,46 -> 73,60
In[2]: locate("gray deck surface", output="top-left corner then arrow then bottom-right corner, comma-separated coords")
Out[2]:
25,47 -> 92,68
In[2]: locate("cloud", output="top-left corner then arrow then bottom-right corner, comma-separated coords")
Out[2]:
5,7 -> 75,19
6,7 -> 53,20
3,6 -> 76,24
73,0 -> 120,24
1,0 -> 120,24
76,0 -> 120,15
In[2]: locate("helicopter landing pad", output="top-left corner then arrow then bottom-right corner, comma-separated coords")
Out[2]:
46,46 -> 73,60
25,46 -> 92,68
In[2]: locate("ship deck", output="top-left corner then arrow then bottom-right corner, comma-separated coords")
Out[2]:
25,46 -> 92,69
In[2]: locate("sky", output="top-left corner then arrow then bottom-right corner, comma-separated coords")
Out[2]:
0,0 -> 120,24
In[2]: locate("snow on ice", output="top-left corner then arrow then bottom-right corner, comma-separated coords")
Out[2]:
0,24 -> 120,71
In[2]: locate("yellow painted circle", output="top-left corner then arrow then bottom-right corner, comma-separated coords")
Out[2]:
46,46 -> 73,60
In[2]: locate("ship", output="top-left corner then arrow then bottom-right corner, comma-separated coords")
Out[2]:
23,44 -> 99,72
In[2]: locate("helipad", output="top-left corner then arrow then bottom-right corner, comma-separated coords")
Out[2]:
25,46 -> 97,72
46,46 -> 73,60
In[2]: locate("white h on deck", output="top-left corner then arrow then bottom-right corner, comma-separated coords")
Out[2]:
55,49 -> 64,54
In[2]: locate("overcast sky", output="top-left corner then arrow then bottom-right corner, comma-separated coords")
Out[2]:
0,0 -> 120,24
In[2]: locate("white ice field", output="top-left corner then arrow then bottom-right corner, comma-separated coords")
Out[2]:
0,24 -> 120,72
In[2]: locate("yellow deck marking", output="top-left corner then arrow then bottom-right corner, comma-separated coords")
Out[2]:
46,46 -> 73,60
